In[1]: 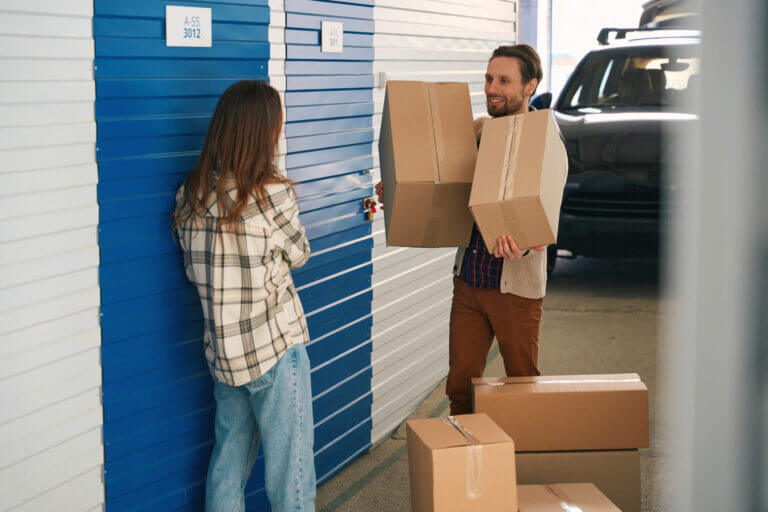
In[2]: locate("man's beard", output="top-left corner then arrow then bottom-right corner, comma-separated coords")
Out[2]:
486,95 -> 523,117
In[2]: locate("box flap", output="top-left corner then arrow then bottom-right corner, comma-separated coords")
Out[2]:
387,182 -> 473,247
473,373 -> 647,394
406,414 -> 512,451
385,81 -> 439,182
428,82 -> 477,183
506,110 -> 550,200
471,110 -> 552,206
470,116 -> 513,206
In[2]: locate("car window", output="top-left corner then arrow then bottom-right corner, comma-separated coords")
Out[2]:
559,46 -> 699,111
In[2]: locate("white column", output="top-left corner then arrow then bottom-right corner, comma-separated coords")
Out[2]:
517,0 -> 551,91
663,0 -> 767,510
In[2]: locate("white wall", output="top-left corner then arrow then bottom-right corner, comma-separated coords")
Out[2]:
370,0 -> 517,445
0,1 -> 104,511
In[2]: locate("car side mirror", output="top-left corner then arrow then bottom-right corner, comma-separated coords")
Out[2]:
532,92 -> 552,110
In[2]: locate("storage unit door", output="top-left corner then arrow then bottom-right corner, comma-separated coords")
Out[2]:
284,0 -> 377,484
93,2 -> 273,509
0,1 -> 104,510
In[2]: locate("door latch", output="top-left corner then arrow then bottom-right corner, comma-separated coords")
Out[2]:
363,196 -> 378,221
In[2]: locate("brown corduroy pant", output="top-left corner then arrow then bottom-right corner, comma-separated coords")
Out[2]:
446,277 -> 544,415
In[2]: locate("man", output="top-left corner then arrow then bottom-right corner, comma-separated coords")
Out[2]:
375,44 -> 563,415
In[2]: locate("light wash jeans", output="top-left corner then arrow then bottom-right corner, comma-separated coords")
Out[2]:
205,344 -> 316,512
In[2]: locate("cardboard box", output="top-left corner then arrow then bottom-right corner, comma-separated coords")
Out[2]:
406,414 -> 517,511
516,450 -> 641,512
379,81 -> 477,247
518,483 -> 622,511
472,373 -> 649,452
469,109 -> 567,252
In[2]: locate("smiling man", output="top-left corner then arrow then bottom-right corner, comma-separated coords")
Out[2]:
376,44 -> 560,415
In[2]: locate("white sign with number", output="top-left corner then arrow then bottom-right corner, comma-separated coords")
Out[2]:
321,21 -> 343,53
166,5 -> 212,47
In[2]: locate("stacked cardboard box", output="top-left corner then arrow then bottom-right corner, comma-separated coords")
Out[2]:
473,374 -> 649,512
406,414 -> 517,511
518,483 -> 622,511
406,413 -> 632,511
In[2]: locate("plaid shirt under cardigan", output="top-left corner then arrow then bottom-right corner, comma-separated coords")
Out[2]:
175,180 -> 311,387
457,224 -> 504,289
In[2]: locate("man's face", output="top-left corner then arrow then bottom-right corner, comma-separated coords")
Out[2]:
485,56 -> 535,117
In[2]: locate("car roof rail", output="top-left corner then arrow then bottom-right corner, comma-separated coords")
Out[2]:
597,26 -> 699,45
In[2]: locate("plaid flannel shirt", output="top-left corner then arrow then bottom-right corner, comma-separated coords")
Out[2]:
176,180 -> 311,387
457,224 -> 504,289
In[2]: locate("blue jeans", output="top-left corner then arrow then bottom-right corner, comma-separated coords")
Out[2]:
205,344 -> 316,512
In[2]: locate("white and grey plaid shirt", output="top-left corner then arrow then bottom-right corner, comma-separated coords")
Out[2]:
176,179 -> 311,386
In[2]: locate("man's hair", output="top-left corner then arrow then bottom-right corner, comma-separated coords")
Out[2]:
490,44 -> 543,94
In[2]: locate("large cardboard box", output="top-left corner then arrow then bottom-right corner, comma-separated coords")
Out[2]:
516,450 -> 641,512
518,483 -> 622,511
469,109 -> 567,252
472,373 -> 649,452
406,414 -> 517,511
379,81 -> 477,247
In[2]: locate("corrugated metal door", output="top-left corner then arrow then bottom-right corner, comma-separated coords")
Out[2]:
95,0 -> 375,508
93,2 -> 274,510
283,0 -> 376,483
0,2 -> 105,510
370,0 -> 518,445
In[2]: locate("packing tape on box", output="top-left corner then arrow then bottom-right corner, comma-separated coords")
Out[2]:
544,484 -> 584,512
482,376 -> 641,386
503,116 -> 525,201
443,416 -> 482,499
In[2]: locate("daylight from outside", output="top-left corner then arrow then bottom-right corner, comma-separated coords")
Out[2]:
550,0 -> 645,98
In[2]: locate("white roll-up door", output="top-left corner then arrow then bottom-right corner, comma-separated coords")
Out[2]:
370,0 -> 517,446
0,1 -> 104,510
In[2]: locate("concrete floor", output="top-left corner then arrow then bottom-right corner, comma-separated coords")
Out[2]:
316,257 -> 668,512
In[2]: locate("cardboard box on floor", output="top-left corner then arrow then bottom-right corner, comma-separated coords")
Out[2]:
518,483 -> 622,511
406,414 -> 517,511
379,81 -> 477,248
516,450 -> 641,512
470,109 -> 568,252
472,373 -> 649,452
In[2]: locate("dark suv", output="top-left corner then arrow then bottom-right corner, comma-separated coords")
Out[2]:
539,29 -> 700,273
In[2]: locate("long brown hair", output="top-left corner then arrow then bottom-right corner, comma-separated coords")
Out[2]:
173,80 -> 288,231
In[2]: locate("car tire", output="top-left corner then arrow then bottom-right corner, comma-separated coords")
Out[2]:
547,245 -> 558,278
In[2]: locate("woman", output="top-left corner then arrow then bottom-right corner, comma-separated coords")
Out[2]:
173,81 -> 315,512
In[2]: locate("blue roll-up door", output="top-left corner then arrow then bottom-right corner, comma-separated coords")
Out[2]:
94,1 -> 273,510
95,0 -> 375,509
284,0 -> 376,485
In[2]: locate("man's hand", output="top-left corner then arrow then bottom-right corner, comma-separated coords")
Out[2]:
493,235 -> 546,260
375,181 -> 384,207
